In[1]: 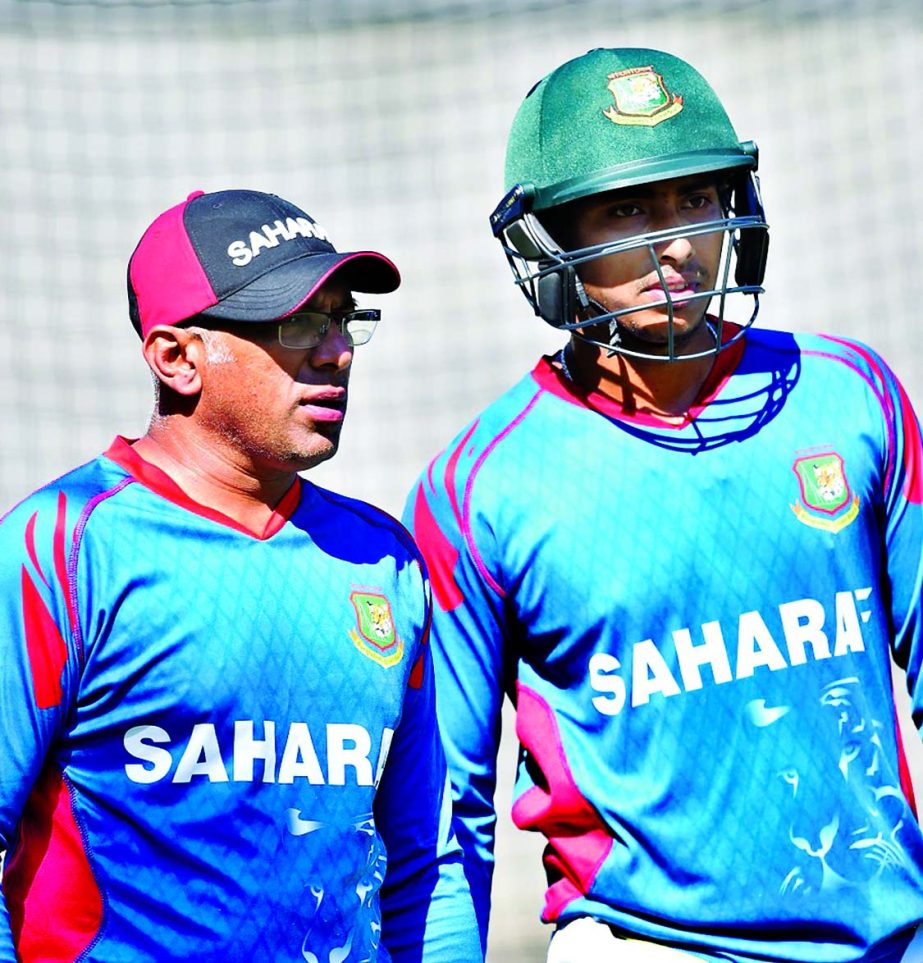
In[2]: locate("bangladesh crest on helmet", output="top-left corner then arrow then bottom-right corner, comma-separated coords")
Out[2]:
603,65 -> 684,127
349,590 -> 404,667
790,452 -> 860,533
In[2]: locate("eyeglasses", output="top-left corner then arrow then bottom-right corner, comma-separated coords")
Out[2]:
276,309 -> 380,349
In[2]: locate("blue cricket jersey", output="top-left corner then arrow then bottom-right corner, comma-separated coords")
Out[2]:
0,437 -> 479,962
404,325 -> 923,962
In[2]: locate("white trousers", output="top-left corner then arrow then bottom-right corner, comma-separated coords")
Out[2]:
546,917 -> 923,963
546,918 -> 706,962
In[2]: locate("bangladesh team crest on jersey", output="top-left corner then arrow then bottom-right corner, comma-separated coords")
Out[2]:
349,590 -> 404,667
790,451 -> 860,533
603,66 -> 684,127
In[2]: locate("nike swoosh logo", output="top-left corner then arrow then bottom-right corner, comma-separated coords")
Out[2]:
746,699 -> 790,727
286,809 -> 326,836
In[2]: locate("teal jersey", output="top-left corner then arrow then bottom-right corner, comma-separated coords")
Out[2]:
405,327 -> 923,962
0,437 -> 479,962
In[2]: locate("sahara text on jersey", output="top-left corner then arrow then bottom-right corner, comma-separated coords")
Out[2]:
589,588 -> 873,715
124,720 -> 394,785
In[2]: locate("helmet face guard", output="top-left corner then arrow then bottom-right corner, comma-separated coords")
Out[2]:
490,171 -> 769,362
495,48 -> 770,361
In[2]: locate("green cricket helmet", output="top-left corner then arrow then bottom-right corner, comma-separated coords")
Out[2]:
490,48 -> 769,361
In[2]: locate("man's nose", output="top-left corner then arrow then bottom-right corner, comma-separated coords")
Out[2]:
653,223 -> 695,266
310,325 -> 353,371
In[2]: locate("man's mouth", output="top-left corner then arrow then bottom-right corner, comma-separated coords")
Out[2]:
641,274 -> 702,304
299,388 -> 347,421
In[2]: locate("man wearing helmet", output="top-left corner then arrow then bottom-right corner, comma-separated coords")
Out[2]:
404,48 -> 923,962
537,173 -> 737,410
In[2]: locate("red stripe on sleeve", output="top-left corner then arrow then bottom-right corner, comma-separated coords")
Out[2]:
825,338 -> 922,505
53,492 -> 79,634
895,378 -> 923,505
444,421 -> 478,527
408,652 -> 426,690
407,594 -> 431,690
3,766 -> 103,959
412,483 -> 463,612
893,702 -> 918,818
24,513 -> 50,589
21,567 -> 69,710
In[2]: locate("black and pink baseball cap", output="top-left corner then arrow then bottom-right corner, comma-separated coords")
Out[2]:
127,189 -> 401,338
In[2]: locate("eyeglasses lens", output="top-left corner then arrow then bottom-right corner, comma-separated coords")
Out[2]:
278,310 -> 379,349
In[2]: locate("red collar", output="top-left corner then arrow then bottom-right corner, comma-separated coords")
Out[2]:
104,436 -> 301,540
531,325 -> 746,428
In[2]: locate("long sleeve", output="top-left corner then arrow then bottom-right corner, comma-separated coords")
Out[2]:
870,347 -> 923,728
0,490 -> 82,961
403,456 -> 510,955
375,620 -> 481,962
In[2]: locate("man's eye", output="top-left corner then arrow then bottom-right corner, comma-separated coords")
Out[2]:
685,194 -> 715,210
610,204 -> 643,218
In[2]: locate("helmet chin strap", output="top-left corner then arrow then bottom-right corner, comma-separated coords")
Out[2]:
572,275 -> 623,358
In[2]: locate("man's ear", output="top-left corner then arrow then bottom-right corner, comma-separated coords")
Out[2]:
142,326 -> 205,397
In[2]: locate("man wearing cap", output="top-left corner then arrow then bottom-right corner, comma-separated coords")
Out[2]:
404,48 -> 923,962
0,189 -> 480,962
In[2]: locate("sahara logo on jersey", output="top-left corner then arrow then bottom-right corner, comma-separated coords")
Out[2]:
349,590 -> 404,668
790,450 -> 860,533
603,66 -> 684,127
588,587 -> 873,716
124,720 -> 394,787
